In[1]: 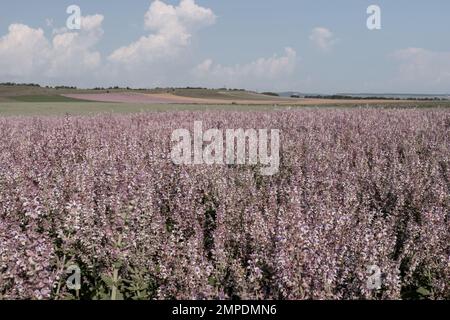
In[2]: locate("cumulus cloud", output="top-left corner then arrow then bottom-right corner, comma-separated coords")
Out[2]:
0,0 -> 297,90
192,47 -> 298,90
0,0 -> 218,87
391,48 -> 450,91
99,0 -> 218,87
47,15 -> 104,78
309,27 -> 337,51
109,0 -> 216,66
0,24 -> 50,79
0,15 -> 104,85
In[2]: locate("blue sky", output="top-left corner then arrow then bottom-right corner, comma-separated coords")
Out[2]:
0,0 -> 449,93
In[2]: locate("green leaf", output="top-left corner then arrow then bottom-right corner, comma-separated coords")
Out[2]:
416,287 -> 431,296
100,274 -> 115,288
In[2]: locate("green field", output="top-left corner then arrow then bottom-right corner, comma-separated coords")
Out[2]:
0,102 -> 290,116
1,101 -> 450,116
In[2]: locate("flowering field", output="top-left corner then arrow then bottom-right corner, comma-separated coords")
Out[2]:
0,109 -> 449,300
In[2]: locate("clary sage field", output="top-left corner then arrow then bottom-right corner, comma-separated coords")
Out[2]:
0,109 -> 449,300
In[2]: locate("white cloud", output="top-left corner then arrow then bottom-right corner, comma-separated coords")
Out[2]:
81,14 -> 104,33
0,24 -> 50,79
109,0 -> 216,66
101,0 -> 217,87
0,15 -> 104,84
0,1 -> 297,90
192,47 -> 298,90
47,15 -> 104,78
391,48 -> 450,91
144,0 -> 215,31
309,27 -> 337,51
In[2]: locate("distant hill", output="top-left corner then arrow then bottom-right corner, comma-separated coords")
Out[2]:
0,84 -> 293,103
2,84 -> 447,104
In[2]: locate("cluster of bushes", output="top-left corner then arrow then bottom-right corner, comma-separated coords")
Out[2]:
0,82 -> 41,87
0,83 -> 80,90
54,86 -> 78,90
261,92 -> 280,97
305,94 -> 449,101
